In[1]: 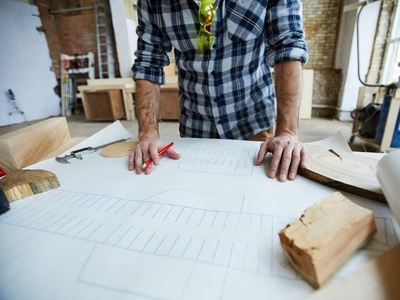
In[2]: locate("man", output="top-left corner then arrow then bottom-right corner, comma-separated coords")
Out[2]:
129,0 -> 309,181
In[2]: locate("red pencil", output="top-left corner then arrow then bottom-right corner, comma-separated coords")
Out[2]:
142,142 -> 175,169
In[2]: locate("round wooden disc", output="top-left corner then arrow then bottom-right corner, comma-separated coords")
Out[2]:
299,144 -> 385,202
100,141 -> 138,158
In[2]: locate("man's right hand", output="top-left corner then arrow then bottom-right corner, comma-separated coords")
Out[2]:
128,138 -> 181,175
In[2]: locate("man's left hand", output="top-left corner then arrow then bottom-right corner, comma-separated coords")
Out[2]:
255,135 -> 307,182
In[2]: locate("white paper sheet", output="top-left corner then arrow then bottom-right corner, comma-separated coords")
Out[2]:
0,122 -> 399,300
376,150 -> 400,225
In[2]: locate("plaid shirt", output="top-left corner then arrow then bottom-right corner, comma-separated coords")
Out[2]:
132,0 -> 308,140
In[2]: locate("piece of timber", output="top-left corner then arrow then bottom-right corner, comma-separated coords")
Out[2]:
101,141 -> 138,158
279,192 -> 377,289
0,169 -> 60,203
308,244 -> 400,300
298,144 -> 385,202
0,117 -> 70,174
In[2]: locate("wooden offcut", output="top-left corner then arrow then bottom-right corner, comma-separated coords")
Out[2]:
298,144 -> 385,202
308,245 -> 400,300
0,169 -> 60,202
279,192 -> 377,289
0,117 -> 71,174
101,141 -> 138,158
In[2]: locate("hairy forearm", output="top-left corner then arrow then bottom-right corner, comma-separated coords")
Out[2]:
273,61 -> 303,137
135,79 -> 161,140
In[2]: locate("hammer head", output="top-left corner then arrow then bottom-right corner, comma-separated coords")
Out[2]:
55,155 -> 71,164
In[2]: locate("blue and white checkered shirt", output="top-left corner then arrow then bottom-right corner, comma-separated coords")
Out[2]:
132,0 -> 308,140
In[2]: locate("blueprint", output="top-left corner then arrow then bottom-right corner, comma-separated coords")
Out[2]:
0,122 -> 399,300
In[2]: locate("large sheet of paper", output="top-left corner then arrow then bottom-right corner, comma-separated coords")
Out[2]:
0,122 -> 399,300
377,150 -> 400,225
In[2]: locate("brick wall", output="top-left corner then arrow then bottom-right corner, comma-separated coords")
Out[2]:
302,0 -> 343,117
37,0 -> 119,79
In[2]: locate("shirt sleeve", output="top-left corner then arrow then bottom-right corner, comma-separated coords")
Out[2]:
132,0 -> 172,85
264,0 -> 309,67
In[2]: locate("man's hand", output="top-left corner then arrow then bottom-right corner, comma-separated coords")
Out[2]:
255,135 -> 307,182
128,138 -> 181,175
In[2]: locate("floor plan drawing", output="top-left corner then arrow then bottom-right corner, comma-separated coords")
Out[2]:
1,122 -> 399,300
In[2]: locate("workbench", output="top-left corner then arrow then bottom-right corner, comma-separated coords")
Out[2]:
0,122 -> 398,299
78,76 -> 180,122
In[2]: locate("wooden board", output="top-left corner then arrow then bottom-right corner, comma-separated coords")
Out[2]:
0,169 -> 60,202
308,244 -> 400,300
298,144 -> 385,202
101,141 -> 138,158
0,117 -> 71,174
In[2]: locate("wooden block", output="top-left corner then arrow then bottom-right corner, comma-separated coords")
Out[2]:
0,117 -> 71,174
0,169 -> 60,203
298,144 -> 385,203
42,137 -> 87,161
308,245 -> 400,300
279,192 -> 377,288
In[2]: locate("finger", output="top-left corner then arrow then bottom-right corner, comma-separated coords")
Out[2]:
268,144 -> 283,179
277,145 -> 293,182
300,147 -> 307,168
149,144 -> 161,166
167,149 -> 181,160
288,145 -> 302,181
128,149 -> 135,171
255,143 -> 268,166
144,163 -> 153,175
134,147 -> 144,174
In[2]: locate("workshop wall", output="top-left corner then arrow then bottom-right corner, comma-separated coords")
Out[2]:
0,0 -> 60,127
302,0 -> 343,118
37,0 -> 119,79
33,1 -> 387,119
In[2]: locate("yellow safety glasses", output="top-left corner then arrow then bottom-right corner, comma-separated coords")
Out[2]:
197,0 -> 216,51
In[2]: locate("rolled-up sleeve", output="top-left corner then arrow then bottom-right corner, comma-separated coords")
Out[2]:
132,0 -> 172,84
265,0 -> 308,67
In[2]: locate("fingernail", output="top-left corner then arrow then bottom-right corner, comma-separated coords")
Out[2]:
279,174 -> 287,181
269,171 -> 275,178
289,173 -> 295,180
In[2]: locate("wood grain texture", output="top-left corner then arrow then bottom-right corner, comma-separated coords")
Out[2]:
279,192 -> 377,289
298,144 -> 385,202
308,244 -> 400,300
101,141 -> 138,157
0,117 -> 70,173
0,169 -> 60,202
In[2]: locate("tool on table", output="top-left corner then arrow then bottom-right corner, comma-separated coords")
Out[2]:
142,142 -> 174,169
0,187 -> 10,215
56,138 -> 130,164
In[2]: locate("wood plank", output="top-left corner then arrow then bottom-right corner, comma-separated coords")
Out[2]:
0,169 -> 60,202
308,244 -> 400,300
0,117 -> 71,174
279,192 -> 377,289
298,144 -> 385,202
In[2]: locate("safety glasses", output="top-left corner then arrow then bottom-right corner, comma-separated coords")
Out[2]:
197,0 -> 216,51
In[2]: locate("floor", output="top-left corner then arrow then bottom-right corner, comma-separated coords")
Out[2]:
0,113 -> 375,152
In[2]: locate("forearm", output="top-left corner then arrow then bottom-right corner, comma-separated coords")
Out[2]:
274,60 -> 303,137
135,79 -> 161,140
